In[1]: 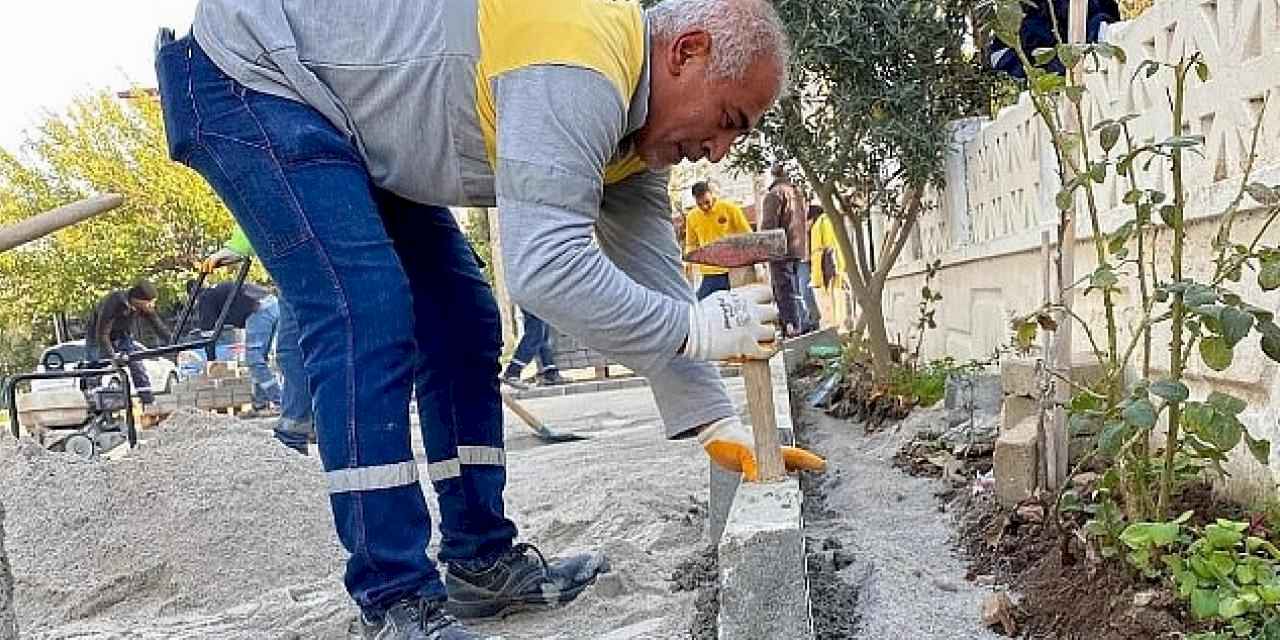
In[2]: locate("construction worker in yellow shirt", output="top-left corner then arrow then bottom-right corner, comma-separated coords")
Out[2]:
684,181 -> 753,299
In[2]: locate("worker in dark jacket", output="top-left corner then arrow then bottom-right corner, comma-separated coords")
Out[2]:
760,163 -> 812,337
189,280 -> 282,415
84,281 -> 172,403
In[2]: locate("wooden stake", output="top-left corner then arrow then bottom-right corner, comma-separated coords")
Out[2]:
1048,0 -> 1088,491
728,265 -> 787,483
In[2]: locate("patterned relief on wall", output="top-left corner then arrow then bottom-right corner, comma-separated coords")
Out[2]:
919,0 -> 1280,263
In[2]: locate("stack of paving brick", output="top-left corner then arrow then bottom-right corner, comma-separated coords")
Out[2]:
994,355 -> 1105,507
156,362 -> 256,415
548,327 -> 611,372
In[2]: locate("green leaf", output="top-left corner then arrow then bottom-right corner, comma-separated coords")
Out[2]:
1200,336 -> 1234,371
1123,398 -> 1157,428
1260,254 -> 1280,291
1160,205 -> 1179,226
1013,319 -> 1038,350
1220,595 -> 1248,619
1057,44 -> 1082,70
1162,134 -> 1206,149
1205,522 -> 1245,549
1064,85 -> 1085,104
1208,391 -> 1247,416
1238,562 -> 1258,584
1206,413 -> 1245,450
1032,47 -> 1057,65
1090,265 -> 1119,290
1262,322 -> 1280,363
1221,307 -> 1255,346
1196,60 -> 1210,82
1185,284 -> 1219,307
1088,161 -> 1106,183
1120,521 -> 1181,548
1033,72 -> 1067,95
1056,188 -> 1075,211
1150,379 -> 1190,402
1122,188 -> 1141,204
1245,182 -> 1280,205
1245,431 -> 1272,465
1191,588 -> 1220,619
1098,420 -> 1131,456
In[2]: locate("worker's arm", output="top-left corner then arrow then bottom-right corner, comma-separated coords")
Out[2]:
200,226 -> 253,273
726,201 -> 752,234
759,190 -> 782,232
93,298 -> 119,358
141,307 -> 173,346
596,171 -> 736,438
493,65 -> 691,374
684,211 -> 700,253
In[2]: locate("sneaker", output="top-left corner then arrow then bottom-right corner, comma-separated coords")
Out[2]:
537,370 -> 568,386
359,598 -> 488,640
445,543 -> 609,619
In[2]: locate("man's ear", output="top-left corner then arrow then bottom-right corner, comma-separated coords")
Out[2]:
667,30 -> 711,75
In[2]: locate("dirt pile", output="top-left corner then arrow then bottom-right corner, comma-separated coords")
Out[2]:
0,409 -> 347,637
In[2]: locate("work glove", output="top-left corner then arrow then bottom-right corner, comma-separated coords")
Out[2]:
199,248 -> 243,273
684,283 -> 778,361
698,416 -> 827,481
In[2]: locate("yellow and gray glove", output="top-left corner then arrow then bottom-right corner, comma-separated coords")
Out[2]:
697,416 -> 827,481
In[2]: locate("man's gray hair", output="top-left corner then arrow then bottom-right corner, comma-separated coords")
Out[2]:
647,0 -> 791,88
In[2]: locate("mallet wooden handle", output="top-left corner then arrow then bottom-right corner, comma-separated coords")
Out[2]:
728,265 -> 787,483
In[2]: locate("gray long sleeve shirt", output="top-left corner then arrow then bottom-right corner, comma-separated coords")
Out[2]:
192,0 -> 734,435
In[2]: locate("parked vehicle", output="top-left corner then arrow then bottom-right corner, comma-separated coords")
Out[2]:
30,340 -> 186,395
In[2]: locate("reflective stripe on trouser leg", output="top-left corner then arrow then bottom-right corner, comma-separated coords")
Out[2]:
327,460 -> 421,494
425,446 -> 507,482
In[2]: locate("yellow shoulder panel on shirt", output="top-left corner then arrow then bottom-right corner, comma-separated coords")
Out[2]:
474,0 -> 647,183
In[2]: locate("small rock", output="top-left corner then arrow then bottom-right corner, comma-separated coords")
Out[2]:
594,572 -> 629,598
932,578 -> 960,592
981,592 -> 1018,636
1015,503 -> 1044,523
1133,590 -> 1158,608
975,574 -> 997,586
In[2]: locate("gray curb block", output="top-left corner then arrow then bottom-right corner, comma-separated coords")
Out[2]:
712,350 -> 814,640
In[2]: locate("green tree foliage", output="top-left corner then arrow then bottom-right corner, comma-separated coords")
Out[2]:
0,89 -> 236,339
736,0 -> 991,378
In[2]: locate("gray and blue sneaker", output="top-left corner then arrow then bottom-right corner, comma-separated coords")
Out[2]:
445,543 -> 609,619
359,597 -> 488,640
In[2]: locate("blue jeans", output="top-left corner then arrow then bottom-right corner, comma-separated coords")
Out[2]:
273,298 -> 315,453
798,261 -> 819,328
157,34 -> 517,614
245,295 -> 282,408
695,273 -> 730,300
509,309 -> 556,372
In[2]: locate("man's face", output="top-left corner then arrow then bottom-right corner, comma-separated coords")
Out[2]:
635,31 -> 781,169
695,192 -> 716,212
130,298 -> 156,313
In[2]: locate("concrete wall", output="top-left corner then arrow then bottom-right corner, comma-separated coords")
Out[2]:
881,0 -> 1280,500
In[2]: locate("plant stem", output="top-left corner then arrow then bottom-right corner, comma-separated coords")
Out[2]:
1158,59 -> 1191,518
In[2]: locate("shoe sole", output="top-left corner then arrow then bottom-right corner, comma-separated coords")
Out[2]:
445,574 -> 599,620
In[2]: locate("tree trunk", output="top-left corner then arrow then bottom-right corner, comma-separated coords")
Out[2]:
860,286 -> 893,379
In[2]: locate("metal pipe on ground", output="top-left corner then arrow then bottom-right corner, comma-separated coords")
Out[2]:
0,194 -> 124,254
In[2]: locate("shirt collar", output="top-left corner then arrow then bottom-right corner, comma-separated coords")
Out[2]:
624,16 -> 652,138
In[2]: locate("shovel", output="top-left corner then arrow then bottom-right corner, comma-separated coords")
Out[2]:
498,378 -> 589,443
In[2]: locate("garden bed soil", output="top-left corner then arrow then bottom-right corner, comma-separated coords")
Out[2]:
949,478 -> 1252,639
